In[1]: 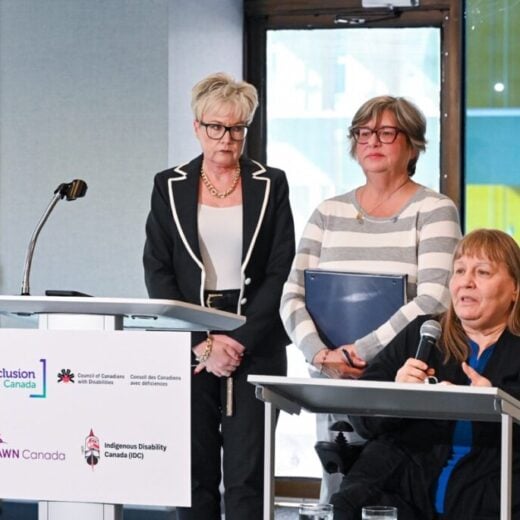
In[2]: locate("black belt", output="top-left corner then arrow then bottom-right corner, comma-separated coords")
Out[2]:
204,289 -> 240,312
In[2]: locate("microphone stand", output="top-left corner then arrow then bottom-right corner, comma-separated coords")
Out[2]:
21,181 -> 87,296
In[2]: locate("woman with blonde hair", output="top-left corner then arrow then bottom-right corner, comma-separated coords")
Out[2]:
144,72 -> 295,520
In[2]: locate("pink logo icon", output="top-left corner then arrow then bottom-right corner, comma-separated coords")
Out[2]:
83,429 -> 100,469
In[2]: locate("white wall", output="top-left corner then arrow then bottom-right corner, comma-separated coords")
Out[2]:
0,0 -> 243,306
168,0 -> 243,164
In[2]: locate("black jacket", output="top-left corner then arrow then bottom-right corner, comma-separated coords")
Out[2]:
143,155 -> 295,355
333,315 -> 520,520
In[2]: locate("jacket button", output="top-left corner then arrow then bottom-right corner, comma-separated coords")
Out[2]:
244,277 -> 251,285
240,297 -> 247,305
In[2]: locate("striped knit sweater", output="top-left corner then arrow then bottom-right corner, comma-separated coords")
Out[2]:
280,185 -> 461,363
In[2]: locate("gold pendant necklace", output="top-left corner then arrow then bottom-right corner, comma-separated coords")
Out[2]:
356,178 -> 410,223
200,166 -> 241,199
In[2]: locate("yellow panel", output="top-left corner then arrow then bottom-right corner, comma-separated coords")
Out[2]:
466,185 -> 520,244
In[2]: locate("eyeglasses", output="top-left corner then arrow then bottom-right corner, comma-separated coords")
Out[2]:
351,126 -> 403,144
199,122 -> 249,141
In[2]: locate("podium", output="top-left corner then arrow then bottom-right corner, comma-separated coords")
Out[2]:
0,295 -> 245,520
248,375 -> 520,520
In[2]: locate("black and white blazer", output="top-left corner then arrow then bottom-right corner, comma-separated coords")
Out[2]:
143,154 -> 295,355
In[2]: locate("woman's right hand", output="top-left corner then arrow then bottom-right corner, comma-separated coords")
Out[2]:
395,358 -> 435,383
312,348 -> 365,379
193,335 -> 244,377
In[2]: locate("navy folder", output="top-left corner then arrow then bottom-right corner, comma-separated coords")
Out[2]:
304,269 -> 407,349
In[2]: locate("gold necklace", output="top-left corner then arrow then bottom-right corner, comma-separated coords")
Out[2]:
200,166 -> 241,199
356,178 -> 410,222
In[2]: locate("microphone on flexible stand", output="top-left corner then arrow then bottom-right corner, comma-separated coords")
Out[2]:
20,179 -> 88,296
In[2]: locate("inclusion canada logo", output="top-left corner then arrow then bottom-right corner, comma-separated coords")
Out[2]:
82,429 -> 100,469
0,359 -> 47,398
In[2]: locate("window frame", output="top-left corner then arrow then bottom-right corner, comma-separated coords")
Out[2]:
244,0 -> 464,216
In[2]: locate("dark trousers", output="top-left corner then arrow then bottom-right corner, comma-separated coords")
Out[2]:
331,440 -> 428,520
176,349 -> 287,520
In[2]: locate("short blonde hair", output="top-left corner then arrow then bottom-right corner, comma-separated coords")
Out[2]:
441,228 -> 520,362
191,72 -> 259,124
348,95 -> 427,176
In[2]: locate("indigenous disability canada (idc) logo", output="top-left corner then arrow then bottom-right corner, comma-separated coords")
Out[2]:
82,429 -> 100,469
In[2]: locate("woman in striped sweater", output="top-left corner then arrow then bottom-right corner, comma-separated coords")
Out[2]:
280,95 -> 461,500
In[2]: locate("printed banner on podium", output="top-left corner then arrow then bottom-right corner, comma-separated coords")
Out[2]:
0,329 -> 190,507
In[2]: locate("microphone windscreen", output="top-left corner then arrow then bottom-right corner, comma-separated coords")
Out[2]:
66,179 -> 88,200
419,319 -> 442,340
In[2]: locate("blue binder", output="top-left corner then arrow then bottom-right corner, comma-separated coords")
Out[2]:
304,269 -> 407,349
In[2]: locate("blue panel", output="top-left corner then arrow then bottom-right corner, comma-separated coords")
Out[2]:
466,113 -> 520,185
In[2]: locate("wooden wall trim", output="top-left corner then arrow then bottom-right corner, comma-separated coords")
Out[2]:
245,0 -> 454,17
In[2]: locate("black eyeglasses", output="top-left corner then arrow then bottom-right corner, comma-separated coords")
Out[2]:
199,122 -> 249,141
351,126 -> 403,144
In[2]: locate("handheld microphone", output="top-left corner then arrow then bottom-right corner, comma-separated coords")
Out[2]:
20,179 -> 88,296
414,320 -> 442,363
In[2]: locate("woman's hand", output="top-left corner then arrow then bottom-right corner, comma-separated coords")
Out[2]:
395,358 -> 436,383
312,346 -> 366,379
462,362 -> 492,387
193,334 -> 245,377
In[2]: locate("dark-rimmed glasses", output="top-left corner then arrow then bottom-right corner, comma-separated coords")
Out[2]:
199,122 -> 249,141
351,126 -> 403,144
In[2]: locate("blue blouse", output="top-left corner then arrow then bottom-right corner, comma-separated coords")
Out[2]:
434,340 -> 496,514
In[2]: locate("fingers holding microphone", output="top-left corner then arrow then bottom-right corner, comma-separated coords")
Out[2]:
398,319 -> 441,384
395,358 -> 436,383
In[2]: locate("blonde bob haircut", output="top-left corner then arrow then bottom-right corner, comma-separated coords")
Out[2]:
348,95 -> 427,176
191,72 -> 259,124
441,228 -> 520,363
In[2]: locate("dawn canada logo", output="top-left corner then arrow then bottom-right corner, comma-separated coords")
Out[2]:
0,434 -> 66,461
0,359 -> 47,398
57,369 -> 75,383
82,429 -> 100,469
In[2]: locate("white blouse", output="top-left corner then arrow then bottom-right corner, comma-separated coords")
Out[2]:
198,204 -> 243,290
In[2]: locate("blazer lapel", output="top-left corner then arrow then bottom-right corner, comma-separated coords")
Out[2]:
241,158 -> 270,266
169,156 -> 203,264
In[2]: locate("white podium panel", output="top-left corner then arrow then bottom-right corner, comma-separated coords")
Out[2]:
0,294 -> 245,520
0,329 -> 190,507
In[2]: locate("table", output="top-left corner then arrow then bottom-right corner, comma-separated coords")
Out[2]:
248,376 -> 520,520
